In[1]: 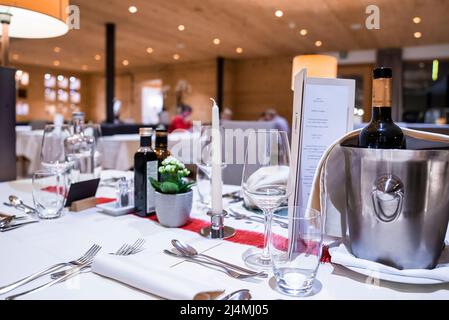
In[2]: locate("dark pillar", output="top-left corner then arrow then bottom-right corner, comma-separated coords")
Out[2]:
216,57 -> 224,111
0,67 -> 16,181
376,48 -> 403,121
106,23 -> 115,123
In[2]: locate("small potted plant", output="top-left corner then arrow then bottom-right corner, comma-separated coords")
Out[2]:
150,156 -> 194,227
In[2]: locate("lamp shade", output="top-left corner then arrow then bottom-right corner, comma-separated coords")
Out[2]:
292,54 -> 338,90
0,0 -> 69,38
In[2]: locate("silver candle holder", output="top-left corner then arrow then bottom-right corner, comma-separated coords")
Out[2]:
200,210 -> 236,239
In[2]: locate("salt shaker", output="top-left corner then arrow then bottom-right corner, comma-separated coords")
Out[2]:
116,177 -> 130,207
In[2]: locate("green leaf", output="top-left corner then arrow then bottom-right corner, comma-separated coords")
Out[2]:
160,181 -> 180,194
150,177 -> 161,192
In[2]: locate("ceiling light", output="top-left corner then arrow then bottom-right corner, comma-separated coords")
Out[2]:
275,10 -> 283,18
128,6 -> 137,14
122,60 -> 129,66
54,47 -> 61,53
350,23 -> 362,30
146,47 -> 154,54
299,29 -> 308,36
53,60 -> 60,66
12,54 -> 19,60
236,47 -> 243,54
414,31 -> 422,39
94,54 -> 101,61
413,16 -> 421,24
173,54 -> 180,60
315,40 -> 322,47
82,65 -> 88,71
213,38 -> 221,45
178,25 -> 185,31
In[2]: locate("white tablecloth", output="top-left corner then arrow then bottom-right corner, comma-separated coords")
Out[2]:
0,171 -> 448,300
16,131 -> 197,174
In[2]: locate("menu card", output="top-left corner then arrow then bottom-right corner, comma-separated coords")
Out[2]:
289,70 -> 355,208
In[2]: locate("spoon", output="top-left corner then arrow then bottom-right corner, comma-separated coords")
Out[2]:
164,250 -> 265,280
8,196 -> 36,214
0,216 -> 14,228
3,203 -> 34,215
171,239 -> 267,278
220,289 -> 252,300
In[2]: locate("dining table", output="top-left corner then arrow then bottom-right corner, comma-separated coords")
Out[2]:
1,170 -> 448,300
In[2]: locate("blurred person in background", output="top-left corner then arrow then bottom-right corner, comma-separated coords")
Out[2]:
169,104 -> 193,133
264,108 -> 290,135
221,108 -> 233,121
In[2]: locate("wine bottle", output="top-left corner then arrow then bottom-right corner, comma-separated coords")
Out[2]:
134,128 -> 158,217
154,129 -> 170,179
359,67 -> 406,149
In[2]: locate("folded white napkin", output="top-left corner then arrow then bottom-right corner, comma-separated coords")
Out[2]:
330,244 -> 449,282
91,253 -> 224,300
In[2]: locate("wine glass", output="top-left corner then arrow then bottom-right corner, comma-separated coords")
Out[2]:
40,124 -> 73,175
241,130 -> 292,269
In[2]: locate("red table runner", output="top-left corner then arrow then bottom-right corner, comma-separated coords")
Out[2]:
96,197 -> 331,263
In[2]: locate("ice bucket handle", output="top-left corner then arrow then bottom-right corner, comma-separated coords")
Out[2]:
371,174 -> 404,223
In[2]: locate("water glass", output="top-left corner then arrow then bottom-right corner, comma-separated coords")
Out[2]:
32,170 -> 68,220
270,206 -> 323,296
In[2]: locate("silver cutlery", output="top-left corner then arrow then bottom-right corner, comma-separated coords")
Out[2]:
8,195 -> 37,214
6,240 -> 145,300
0,244 -> 101,295
229,208 -> 289,229
50,239 -> 146,279
0,213 -> 27,221
0,220 -> 39,232
164,249 -> 266,280
220,289 -> 252,300
171,239 -> 266,277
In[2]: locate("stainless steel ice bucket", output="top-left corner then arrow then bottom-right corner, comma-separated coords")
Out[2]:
342,146 -> 449,269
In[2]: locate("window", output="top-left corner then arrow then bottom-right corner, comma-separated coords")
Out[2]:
44,73 -> 81,116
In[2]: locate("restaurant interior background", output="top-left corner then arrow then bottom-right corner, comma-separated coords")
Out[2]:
4,0 -> 449,177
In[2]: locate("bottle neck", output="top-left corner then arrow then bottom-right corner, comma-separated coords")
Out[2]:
140,136 -> 152,147
73,118 -> 84,134
155,137 -> 168,149
371,107 -> 393,122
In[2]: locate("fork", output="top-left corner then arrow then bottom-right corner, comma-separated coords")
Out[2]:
50,239 -> 146,279
0,244 -> 101,295
6,240 -> 145,300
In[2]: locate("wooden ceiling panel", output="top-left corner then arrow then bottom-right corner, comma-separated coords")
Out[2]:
7,0 -> 449,72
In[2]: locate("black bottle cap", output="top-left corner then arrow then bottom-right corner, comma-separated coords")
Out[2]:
373,67 -> 392,79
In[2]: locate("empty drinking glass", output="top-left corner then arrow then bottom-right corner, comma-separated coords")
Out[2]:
32,170 -> 68,220
270,206 -> 323,296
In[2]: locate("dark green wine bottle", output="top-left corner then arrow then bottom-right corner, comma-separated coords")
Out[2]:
359,67 -> 406,149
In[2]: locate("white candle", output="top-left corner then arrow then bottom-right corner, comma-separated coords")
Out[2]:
211,98 -> 223,214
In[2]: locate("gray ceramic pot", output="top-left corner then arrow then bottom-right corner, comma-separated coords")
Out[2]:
155,190 -> 193,228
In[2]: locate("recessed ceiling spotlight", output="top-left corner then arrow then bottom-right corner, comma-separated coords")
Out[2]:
82,65 -> 88,71
414,31 -> 422,39
236,47 -> 243,54
413,16 -> 421,24
178,24 -> 185,31
350,23 -> 362,30
275,10 -> 283,18
54,47 -> 61,53
53,60 -> 60,66
288,22 -> 296,29
213,38 -> 221,45
173,54 -> 180,60
299,29 -> 308,36
94,54 -> 101,61
146,47 -> 154,54
122,59 -> 129,66
12,53 -> 19,60
315,40 -> 322,47
128,6 -> 137,14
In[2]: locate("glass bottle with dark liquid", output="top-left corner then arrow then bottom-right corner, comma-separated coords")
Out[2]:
154,129 -> 170,179
359,67 -> 406,149
134,128 -> 158,217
